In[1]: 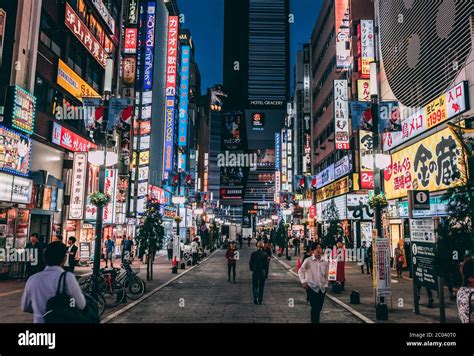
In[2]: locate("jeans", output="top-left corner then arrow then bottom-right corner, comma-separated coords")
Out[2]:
252,273 -> 265,301
307,288 -> 326,323
294,244 -> 300,256
228,263 -> 236,281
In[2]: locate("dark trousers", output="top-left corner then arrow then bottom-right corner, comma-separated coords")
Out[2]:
307,288 -> 326,323
265,261 -> 270,279
167,249 -> 173,260
366,259 -> 372,275
192,252 -> 198,265
252,273 -> 265,301
396,261 -> 403,276
228,263 -> 236,281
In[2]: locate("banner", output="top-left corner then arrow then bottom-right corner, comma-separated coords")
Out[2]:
357,80 -> 370,102
163,97 -> 175,173
178,45 -> 190,146
346,194 -> 373,220
351,101 -> 372,132
103,169 -> 117,224
124,28 -> 137,54
334,80 -> 350,149
316,163 -> 335,189
316,176 -> 350,202
384,127 -> 466,199
52,122 -> 97,152
375,238 -> 391,298
335,154 -> 352,179
57,59 -> 100,102
143,3 -> 156,91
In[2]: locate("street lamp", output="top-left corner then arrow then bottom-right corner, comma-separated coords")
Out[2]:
91,58 -> 115,290
299,199 -> 312,242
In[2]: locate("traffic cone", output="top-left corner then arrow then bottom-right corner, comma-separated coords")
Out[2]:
297,258 -> 301,271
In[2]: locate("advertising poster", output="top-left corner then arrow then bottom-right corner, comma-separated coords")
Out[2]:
178,45 -> 190,147
222,112 -> 243,150
410,219 -> 438,290
165,16 -> 179,96
0,126 -> 32,176
346,194 -> 373,220
335,0 -> 351,68
359,130 -> 374,189
375,238 -> 391,298
358,20 -> 374,78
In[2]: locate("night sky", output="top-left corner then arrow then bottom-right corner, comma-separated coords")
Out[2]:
178,0 -> 323,94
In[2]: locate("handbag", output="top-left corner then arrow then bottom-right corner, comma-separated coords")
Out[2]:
43,272 -> 99,323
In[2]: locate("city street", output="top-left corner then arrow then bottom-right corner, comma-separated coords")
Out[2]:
108,244 -> 361,323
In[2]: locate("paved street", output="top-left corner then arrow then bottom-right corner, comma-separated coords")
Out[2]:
109,244 -> 362,323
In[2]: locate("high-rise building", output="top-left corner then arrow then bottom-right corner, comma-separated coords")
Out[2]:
223,0 -> 290,227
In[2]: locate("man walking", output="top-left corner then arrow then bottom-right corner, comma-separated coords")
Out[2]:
191,238 -> 199,266
122,236 -> 134,262
225,242 -> 238,283
298,243 -> 329,323
104,236 -> 115,268
249,241 -> 268,305
63,237 -> 78,273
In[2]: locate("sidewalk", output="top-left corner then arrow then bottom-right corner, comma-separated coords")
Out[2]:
0,250 -> 193,323
273,249 -> 461,323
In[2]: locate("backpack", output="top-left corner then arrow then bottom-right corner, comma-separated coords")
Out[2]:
43,272 -> 99,323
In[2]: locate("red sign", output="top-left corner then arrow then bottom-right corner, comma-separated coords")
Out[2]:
309,205 -> 317,219
165,16 -> 179,96
124,28 -> 137,54
360,171 -> 374,189
148,185 -> 165,203
52,122 -> 97,152
64,3 -> 107,68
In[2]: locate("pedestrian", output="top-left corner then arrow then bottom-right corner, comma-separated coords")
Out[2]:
122,236 -> 134,262
21,241 -> 86,323
191,238 -> 199,265
331,239 -> 346,291
25,233 -> 41,279
63,237 -> 78,273
166,238 -> 174,260
37,236 -> 46,272
366,243 -> 373,276
457,257 -> 474,323
394,243 -> 404,278
225,242 -> 238,283
264,240 -> 272,279
104,236 -> 115,268
293,235 -> 300,257
298,242 -> 329,323
247,235 -> 252,247
249,241 -> 268,304
51,234 -> 64,244
238,234 -> 243,249
360,241 -> 368,274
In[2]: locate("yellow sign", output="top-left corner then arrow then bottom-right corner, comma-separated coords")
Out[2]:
316,176 -> 349,202
139,151 -> 150,166
384,127 -> 466,199
357,80 -> 371,102
57,59 -> 100,101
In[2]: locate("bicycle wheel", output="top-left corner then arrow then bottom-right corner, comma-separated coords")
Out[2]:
124,276 -> 146,300
103,279 -> 126,308
89,292 -> 106,316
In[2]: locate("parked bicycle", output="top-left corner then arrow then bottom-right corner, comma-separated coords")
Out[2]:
116,260 -> 146,300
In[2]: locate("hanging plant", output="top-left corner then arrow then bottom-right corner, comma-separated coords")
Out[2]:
174,216 -> 183,223
89,192 -> 111,207
368,194 -> 388,209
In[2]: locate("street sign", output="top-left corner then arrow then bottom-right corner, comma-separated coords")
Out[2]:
408,190 -> 430,212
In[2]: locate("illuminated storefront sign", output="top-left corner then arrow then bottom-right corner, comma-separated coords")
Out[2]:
7,86 -> 36,135
384,127 -> 466,199
383,82 -> 469,151
316,176 -> 350,202
125,0 -> 138,25
64,3 -> 107,68
165,16 -> 179,96
334,80 -> 350,150
359,130 -> 374,189
52,122 -> 97,152
124,28 -> 137,54
178,45 -> 190,147
57,59 -> 100,102
357,80 -> 370,102
143,3 -> 156,91
316,164 -> 335,189
103,169 -> 117,224
68,152 -> 87,220
163,98 -> 175,173
91,0 -> 115,34
0,125 -> 32,177
358,20 -> 374,78
335,154 -> 352,179
335,0 -> 351,68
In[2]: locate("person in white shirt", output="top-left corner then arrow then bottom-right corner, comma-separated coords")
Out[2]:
298,242 -> 329,323
191,238 -> 199,265
21,241 -> 86,323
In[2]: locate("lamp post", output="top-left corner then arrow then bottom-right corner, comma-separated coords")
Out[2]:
91,58 -> 115,290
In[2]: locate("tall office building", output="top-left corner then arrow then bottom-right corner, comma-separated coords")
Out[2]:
222,0 -> 290,226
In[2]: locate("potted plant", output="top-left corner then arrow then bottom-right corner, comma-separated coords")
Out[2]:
89,192 -> 111,207
368,194 -> 389,209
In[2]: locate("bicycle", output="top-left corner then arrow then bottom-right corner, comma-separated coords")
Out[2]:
117,260 -> 146,300
78,274 -> 107,316
80,269 -> 126,309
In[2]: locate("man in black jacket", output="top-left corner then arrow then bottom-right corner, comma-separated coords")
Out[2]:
64,237 -> 78,273
249,241 -> 269,305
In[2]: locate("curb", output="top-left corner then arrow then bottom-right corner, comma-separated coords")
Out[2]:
272,255 -> 374,324
101,249 -> 221,323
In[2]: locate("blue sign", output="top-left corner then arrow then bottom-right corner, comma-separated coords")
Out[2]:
143,3 -> 156,91
163,96 -> 175,173
275,133 -> 280,170
178,46 -> 190,147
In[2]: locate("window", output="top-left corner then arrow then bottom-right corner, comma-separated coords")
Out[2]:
34,76 -> 55,115
39,13 -> 62,57
67,44 -> 85,76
